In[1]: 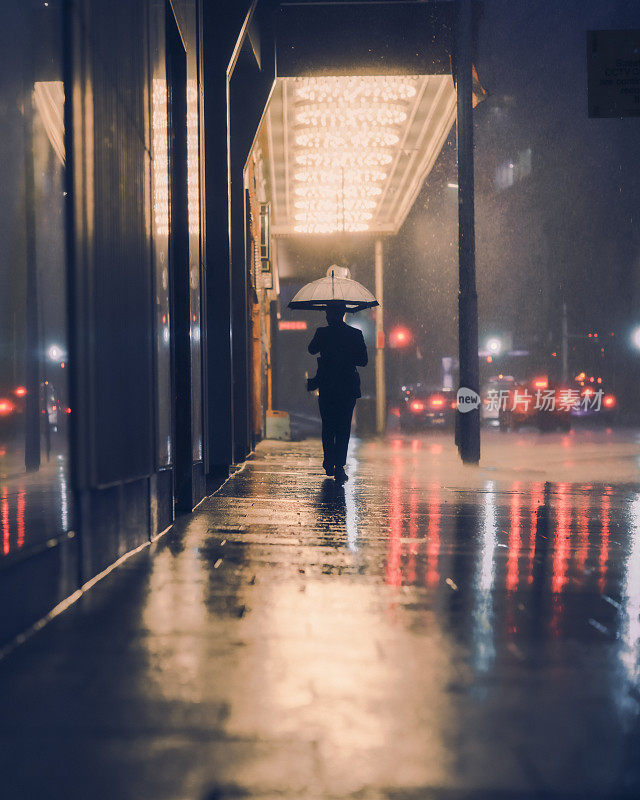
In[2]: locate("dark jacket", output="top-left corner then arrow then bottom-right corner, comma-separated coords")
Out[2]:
308,323 -> 368,399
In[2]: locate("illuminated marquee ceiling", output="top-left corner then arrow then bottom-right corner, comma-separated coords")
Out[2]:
253,73 -> 457,236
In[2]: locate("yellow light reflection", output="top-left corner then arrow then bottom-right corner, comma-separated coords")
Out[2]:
292,76 -> 419,233
152,79 -> 199,238
152,79 -> 169,238
33,81 -> 65,165
186,81 -> 199,237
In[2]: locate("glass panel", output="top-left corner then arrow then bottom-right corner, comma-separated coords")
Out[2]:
150,0 -> 172,467
0,1 -> 72,560
188,74 -> 203,463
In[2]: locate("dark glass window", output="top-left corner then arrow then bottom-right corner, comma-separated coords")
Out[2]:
0,1 -> 72,560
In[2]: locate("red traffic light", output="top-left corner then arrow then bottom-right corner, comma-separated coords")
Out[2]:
389,326 -> 412,348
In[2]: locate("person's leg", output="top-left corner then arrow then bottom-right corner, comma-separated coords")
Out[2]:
318,394 -> 336,471
334,398 -> 356,469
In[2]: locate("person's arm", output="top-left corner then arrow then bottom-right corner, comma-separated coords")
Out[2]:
308,327 -> 322,354
354,330 -> 368,367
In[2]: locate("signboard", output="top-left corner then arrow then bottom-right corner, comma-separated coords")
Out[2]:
278,320 -> 307,331
587,30 -> 640,118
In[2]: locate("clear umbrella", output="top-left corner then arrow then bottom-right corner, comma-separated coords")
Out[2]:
288,265 -> 379,312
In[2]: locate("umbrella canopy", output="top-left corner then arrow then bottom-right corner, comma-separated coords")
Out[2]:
288,265 -> 379,312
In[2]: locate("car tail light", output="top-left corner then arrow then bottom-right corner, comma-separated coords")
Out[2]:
533,377 -> 548,389
410,400 -> 426,413
430,396 -> 445,408
450,401 -> 457,409
14,386 -> 27,397
603,395 -> 616,408
0,399 -> 15,416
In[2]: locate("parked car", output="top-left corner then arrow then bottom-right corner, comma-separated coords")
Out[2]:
497,376 -> 572,432
399,386 -> 456,431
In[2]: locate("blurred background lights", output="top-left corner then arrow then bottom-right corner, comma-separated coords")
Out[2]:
486,337 -> 502,355
631,325 -> 640,351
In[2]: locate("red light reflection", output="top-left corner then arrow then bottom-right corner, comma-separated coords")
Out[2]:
426,483 -> 441,587
2,486 -> 9,556
552,483 -> 572,596
599,493 -> 610,592
17,490 -> 25,549
506,483 -> 521,592
528,483 -> 545,584
406,480 -> 418,584
576,493 -> 590,573
385,459 -> 403,588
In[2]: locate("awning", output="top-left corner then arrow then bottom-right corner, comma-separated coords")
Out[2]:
252,73 -> 457,237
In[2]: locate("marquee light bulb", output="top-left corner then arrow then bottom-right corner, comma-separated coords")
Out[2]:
294,197 -> 376,212
295,184 -> 383,199
296,103 -> 407,127
294,168 -> 387,185
296,76 -> 418,102
291,75 -> 415,234
295,151 -> 393,168
294,210 -> 373,224
294,221 -> 370,234
295,129 -> 400,149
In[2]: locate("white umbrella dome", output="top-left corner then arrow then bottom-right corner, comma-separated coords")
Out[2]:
288,265 -> 379,312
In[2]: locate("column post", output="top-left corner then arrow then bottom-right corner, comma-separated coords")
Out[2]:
374,237 -> 386,435
456,0 -> 480,464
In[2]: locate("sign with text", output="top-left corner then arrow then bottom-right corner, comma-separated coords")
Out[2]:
278,320 -> 307,331
587,30 -> 640,118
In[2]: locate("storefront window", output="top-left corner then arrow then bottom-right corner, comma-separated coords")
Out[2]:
0,1 -> 72,559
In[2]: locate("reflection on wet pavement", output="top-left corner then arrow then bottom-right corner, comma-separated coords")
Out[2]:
1,431 -> 640,799
0,452 -> 72,561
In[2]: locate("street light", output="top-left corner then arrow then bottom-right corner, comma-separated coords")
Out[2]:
47,344 -> 66,363
485,336 -> 502,356
631,326 -> 640,351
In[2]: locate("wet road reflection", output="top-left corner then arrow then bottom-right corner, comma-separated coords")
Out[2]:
0,454 -> 72,561
3,431 -> 640,798
164,430 -> 640,795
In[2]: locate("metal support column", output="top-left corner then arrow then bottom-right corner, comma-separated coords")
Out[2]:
561,300 -> 569,383
456,0 -> 480,463
374,237 -> 386,435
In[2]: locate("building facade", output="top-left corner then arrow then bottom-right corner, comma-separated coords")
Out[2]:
0,0 -> 264,644
0,0 -> 467,645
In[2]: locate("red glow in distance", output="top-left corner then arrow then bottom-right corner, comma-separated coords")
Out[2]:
390,326 -> 411,348
0,399 -> 15,416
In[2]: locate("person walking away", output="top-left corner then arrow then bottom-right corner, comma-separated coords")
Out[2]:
308,303 -> 368,483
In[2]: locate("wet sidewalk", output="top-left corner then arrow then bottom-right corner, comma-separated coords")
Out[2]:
1,433 -> 640,799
